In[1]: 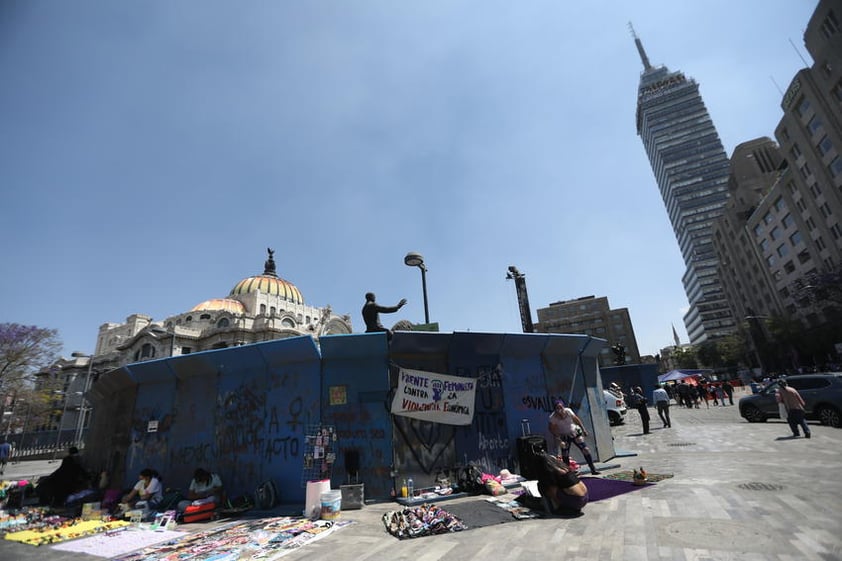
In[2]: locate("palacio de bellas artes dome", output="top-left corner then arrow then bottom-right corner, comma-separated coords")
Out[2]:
28,248 -> 351,452
94,248 -> 353,367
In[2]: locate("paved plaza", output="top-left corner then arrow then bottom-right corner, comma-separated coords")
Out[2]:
2,395 -> 841,561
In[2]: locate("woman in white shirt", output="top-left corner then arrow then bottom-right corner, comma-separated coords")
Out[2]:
548,400 -> 601,475
122,468 -> 164,509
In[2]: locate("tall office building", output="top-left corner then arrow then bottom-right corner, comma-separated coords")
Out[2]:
633,31 -> 735,344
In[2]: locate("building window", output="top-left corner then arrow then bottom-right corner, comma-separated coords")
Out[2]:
200,313 -> 211,320
817,136 -> 834,157
808,116 -> 823,135
182,347 -> 192,354
787,181 -> 798,195
270,306 -> 276,316
770,226 -> 781,241
773,197 -> 786,212
797,98 -> 811,117
806,216 -> 817,230
796,199 -> 807,212
829,156 -> 842,177
763,212 -> 773,224
766,255 -> 777,266
799,162 -> 813,179
140,343 -> 155,359
783,213 -> 795,228
789,231 -> 803,245
798,249 -> 811,264
185,316 -> 192,323
832,81 -> 842,103
831,223 -> 842,240
820,10 -> 839,38
816,236 -> 827,251
753,224 -> 763,237
760,239 -> 770,252
260,304 -> 266,314
217,318 -> 230,328
776,244 -> 789,258
820,203 -> 832,218
809,183 -> 822,198
784,261 -> 796,274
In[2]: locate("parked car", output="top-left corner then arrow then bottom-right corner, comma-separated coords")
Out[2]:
738,373 -> 842,427
604,390 -> 627,426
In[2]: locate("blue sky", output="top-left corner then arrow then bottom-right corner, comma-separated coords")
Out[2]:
0,1 -> 819,359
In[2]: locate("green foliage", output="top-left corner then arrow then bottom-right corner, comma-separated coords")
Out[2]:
672,346 -> 698,369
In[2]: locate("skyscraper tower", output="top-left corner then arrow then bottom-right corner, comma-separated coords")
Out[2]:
632,27 -> 735,344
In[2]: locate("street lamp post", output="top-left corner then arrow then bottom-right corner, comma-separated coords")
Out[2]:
51,389 -> 71,462
745,314 -> 770,374
404,252 -> 430,324
72,352 -> 96,446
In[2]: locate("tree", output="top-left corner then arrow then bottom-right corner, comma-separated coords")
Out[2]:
0,323 -> 62,397
672,346 -> 698,369
695,340 -> 721,368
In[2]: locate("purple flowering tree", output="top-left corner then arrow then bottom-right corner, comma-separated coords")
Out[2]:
0,323 -> 62,397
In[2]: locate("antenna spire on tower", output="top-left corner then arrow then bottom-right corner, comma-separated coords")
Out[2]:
629,22 -> 652,71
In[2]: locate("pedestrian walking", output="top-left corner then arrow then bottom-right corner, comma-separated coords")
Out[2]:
688,384 -> 700,408
628,386 -> 650,434
676,381 -> 690,408
776,379 -> 811,438
0,438 -> 12,475
722,380 -> 734,405
653,384 -> 671,428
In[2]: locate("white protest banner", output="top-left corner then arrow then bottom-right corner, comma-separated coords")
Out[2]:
390,368 -> 476,425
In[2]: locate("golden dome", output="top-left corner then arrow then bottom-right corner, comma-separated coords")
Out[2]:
191,298 -> 247,314
229,276 -> 303,304
228,248 -> 304,305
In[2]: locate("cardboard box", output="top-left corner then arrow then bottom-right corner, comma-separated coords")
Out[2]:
81,502 -> 102,520
340,484 -> 364,510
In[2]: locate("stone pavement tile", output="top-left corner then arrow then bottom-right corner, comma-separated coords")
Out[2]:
2,402 -> 841,560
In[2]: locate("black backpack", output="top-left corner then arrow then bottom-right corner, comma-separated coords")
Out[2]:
255,480 -> 279,509
458,464 -> 484,494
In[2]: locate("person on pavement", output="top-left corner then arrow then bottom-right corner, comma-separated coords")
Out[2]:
776,379 -> 811,438
548,400 -> 601,475
536,451 -> 589,515
653,384 -> 671,428
628,386 -> 651,434
0,438 -> 11,475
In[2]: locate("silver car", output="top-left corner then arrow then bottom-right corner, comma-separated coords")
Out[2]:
739,373 -> 842,428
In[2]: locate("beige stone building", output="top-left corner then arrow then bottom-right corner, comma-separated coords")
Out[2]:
536,296 -> 641,368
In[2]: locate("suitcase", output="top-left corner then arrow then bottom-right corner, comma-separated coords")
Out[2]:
181,501 -> 217,523
516,419 -> 547,480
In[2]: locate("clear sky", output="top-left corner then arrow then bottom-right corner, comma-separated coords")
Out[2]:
0,1 -> 819,360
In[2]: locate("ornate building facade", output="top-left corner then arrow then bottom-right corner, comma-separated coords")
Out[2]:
94,248 -> 352,362
25,249 -> 352,448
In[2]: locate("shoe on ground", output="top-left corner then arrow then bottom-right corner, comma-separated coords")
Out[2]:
590,470 -> 601,475
805,433 -> 811,439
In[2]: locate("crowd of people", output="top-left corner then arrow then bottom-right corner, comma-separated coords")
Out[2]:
12,447 -> 225,521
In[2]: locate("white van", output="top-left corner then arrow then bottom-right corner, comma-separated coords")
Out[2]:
604,390 -> 627,426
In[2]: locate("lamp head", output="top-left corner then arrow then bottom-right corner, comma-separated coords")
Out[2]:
404,252 -> 425,268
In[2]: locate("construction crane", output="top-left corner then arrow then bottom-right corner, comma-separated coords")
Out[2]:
506,266 -> 534,333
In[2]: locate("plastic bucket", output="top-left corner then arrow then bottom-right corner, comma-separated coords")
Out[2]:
320,490 -> 342,520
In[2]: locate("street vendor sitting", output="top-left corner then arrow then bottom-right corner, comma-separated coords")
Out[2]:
177,468 -> 223,513
121,468 -> 163,510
